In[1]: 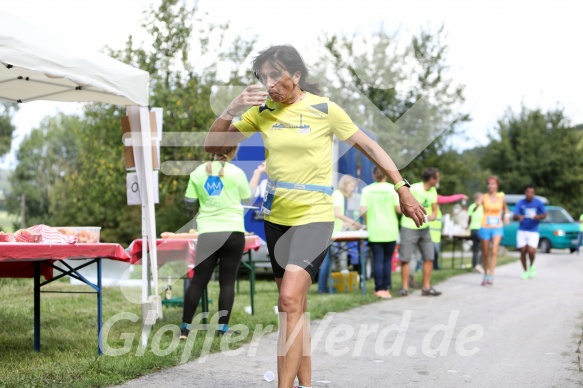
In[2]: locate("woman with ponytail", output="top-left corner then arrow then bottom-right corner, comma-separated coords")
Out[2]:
180,146 -> 255,338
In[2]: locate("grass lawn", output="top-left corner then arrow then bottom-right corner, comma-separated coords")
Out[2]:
0,210 -> 19,232
0,255 -> 517,387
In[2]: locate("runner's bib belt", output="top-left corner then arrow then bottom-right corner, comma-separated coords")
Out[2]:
261,178 -> 334,215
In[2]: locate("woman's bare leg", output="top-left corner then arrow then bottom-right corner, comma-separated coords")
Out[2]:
489,236 -> 502,276
275,265 -> 312,388
481,239 -> 490,275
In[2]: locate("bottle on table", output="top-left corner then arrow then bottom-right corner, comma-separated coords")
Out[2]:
165,276 -> 172,300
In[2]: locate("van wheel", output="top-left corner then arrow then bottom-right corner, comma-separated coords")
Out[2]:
539,238 -> 551,253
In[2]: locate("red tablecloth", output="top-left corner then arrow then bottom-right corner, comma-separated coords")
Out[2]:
129,239 -> 196,266
129,235 -> 263,266
0,243 -> 131,280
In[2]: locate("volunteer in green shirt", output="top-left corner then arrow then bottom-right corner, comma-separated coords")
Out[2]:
467,192 -> 484,272
180,146 -> 253,339
429,193 -> 468,270
578,213 -> 583,254
399,168 -> 442,297
360,168 -> 401,299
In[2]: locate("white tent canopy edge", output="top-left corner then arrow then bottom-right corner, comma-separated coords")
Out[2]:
0,10 -> 160,346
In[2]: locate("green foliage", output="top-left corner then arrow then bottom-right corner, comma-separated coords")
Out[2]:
25,0 -> 256,244
0,102 -> 19,158
6,113 -> 83,227
482,107 -> 583,214
317,26 -> 470,190
47,105 -> 141,243
110,0 -> 252,242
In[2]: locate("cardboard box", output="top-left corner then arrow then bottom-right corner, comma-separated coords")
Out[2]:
121,115 -> 135,170
330,271 -> 359,293
121,111 -> 160,171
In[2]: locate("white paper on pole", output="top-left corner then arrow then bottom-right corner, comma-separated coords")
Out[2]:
126,172 -> 159,206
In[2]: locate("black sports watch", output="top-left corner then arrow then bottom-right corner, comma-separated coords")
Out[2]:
394,179 -> 411,192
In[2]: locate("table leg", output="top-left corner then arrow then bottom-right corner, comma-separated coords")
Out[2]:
147,262 -> 152,297
460,238 -> 465,268
360,241 -> 366,295
97,258 -> 103,356
451,238 -> 457,269
34,261 -> 40,352
248,251 -> 255,315
202,287 -> 209,325
327,245 -> 334,294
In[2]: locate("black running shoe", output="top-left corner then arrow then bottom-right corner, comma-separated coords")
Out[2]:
421,287 -> 442,296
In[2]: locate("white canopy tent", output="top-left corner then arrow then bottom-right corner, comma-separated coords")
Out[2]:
0,11 -> 160,345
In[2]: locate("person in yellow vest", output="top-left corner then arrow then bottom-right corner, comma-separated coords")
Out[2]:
467,192 -> 484,273
429,193 -> 468,270
429,208 -> 443,269
478,176 -> 510,286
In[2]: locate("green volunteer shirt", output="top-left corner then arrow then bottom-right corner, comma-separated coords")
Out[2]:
360,182 -> 399,242
429,207 -> 443,243
468,203 -> 484,230
185,161 -> 252,235
579,214 -> 583,232
400,182 -> 437,230
332,189 -> 345,233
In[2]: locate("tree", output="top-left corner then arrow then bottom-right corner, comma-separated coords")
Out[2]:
316,26 -> 470,191
31,0 -> 255,244
6,113 -> 82,227
0,102 -> 19,159
481,107 -> 583,214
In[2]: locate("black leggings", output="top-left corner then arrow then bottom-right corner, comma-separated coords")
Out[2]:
470,229 -> 481,267
182,232 -> 245,326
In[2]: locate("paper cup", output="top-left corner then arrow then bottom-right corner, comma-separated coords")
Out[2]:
264,371 -> 275,382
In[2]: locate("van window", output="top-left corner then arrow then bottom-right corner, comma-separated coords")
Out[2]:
505,194 -> 549,206
544,208 -> 574,223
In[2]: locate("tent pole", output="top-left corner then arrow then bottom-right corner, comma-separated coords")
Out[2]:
138,106 -> 159,298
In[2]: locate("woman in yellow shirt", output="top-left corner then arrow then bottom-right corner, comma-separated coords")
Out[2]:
478,177 -> 510,285
204,45 -> 426,388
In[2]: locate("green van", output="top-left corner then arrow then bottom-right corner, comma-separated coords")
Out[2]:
501,194 -> 579,253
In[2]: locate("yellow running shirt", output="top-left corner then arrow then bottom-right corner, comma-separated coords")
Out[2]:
234,92 -> 359,226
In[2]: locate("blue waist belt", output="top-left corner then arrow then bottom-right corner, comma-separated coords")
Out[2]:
267,178 -> 334,196
261,178 -> 334,215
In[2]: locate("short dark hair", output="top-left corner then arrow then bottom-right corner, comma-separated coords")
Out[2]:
422,167 -> 440,182
372,167 -> 386,182
524,184 -> 536,191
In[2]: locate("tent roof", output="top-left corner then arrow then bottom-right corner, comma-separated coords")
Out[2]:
0,11 -> 149,107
